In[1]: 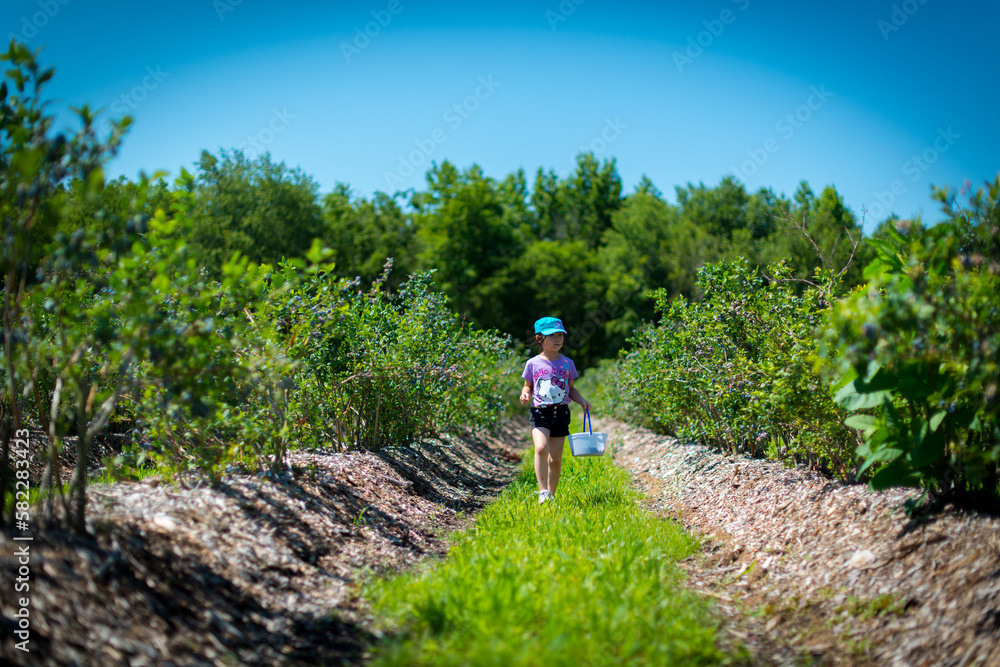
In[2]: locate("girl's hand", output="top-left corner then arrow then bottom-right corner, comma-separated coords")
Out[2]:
580,399 -> 591,413
520,391 -> 531,406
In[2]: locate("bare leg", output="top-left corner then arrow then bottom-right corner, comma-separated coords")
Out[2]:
547,436 -> 565,494
532,427 -> 551,491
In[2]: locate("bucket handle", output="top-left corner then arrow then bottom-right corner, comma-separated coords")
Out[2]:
583,407 -> 592,435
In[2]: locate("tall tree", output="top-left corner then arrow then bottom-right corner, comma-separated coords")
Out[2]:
188,149 -> 324,269
530,167 -> 561,241
413,162 -> 522,321
322,184 -> 415,288
562,152 -> 623,250
528,153 -> 622,248
479,239 -> 608,367
676,175 -> 754,240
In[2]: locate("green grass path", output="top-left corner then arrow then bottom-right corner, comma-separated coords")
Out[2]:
365,420 -> 733,666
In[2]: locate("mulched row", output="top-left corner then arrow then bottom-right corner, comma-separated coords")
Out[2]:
1,422 -> 525,666
604,416 -> 1000,667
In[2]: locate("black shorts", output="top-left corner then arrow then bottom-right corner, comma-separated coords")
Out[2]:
529,404 -> 571,437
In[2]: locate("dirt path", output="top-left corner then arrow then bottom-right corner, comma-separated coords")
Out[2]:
1,423 -> 524,666
600,416 -> 1000,666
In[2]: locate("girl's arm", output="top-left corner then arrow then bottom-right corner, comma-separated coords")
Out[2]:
567,380 -> 591,412
520,380 -> 533,406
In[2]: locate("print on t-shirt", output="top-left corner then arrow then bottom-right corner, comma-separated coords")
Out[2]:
536,376 -> 567,405
522,354 -> 579,407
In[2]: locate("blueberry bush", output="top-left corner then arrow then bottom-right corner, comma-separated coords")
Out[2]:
270,254 -> 512,453
823,178 -> 1000,505
614,258 -> 856,474
1,41 -> 143,531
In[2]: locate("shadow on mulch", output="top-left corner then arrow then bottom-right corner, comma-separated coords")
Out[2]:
1,525 -> 370,666
896,488 -> 1000,538
377,429 -> 519,513
1,419 -> 528,666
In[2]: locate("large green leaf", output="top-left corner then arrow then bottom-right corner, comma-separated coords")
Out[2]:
856,433 -> 903,478
855,366 -> 897,392
867,426 -> 890,449
844,414 -> 879,435
865,238 -> 901,265
929,410 -> 947,433
829,366 -> 859,394
834,380 -> 891,410
911,417 -> 928,450
863,257 -> 891,280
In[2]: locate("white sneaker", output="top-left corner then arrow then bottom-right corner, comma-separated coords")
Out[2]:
537,490 -> 551,504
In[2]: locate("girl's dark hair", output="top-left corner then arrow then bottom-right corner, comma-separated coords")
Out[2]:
531,331 -> 566,350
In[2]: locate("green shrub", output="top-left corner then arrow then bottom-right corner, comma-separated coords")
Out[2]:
823,177 -> 1000,504
615,258 -> 855,473
271,256 -> 512,452
1,41 -> 152,530
573,356 -> 630,422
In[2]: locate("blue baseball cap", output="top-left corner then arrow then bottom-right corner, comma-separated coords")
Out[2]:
534,317 -> 567,335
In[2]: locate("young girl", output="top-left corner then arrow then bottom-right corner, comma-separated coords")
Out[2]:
520,316 -> 591,504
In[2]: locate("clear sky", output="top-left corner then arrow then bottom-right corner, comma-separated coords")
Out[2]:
4,0 -> 998,231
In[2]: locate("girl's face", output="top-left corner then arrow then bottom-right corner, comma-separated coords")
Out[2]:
542,332 -> 564,353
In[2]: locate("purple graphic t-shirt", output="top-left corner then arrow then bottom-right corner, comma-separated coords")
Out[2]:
522,354 -> 579,407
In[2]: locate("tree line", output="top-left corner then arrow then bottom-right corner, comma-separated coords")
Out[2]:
43,146 -> 884,370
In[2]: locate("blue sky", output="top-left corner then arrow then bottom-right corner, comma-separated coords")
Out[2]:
4,0 -> 998,231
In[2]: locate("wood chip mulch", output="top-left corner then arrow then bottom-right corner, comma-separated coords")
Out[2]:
1,422 -> 524,666
9,413 -> 997,666
603,417 -> 1000,667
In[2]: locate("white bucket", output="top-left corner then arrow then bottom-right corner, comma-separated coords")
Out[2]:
569,410 -> 607,457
